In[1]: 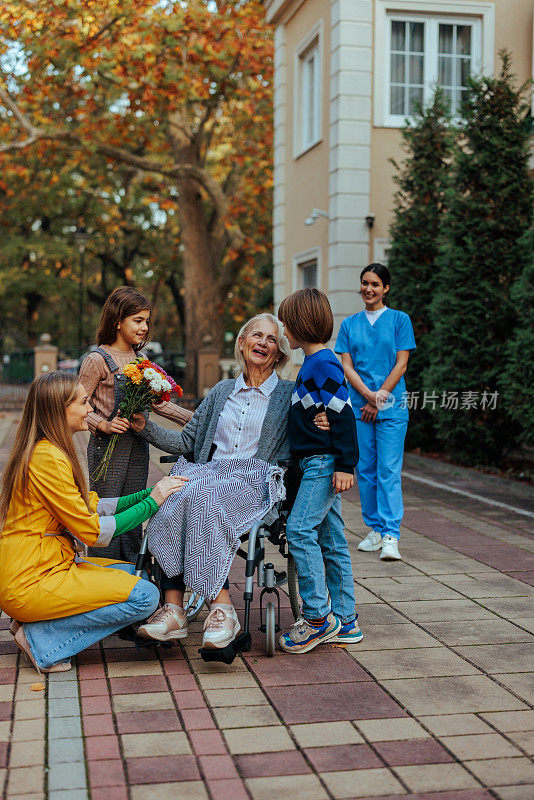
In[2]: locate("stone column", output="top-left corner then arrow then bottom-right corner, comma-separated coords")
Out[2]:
33,333 -> 58,379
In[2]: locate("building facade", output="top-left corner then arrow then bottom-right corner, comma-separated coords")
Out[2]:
264,0 -> 533,338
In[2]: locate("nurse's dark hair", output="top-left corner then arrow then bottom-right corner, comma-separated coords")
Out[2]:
278,287 -> 334,344
0,372 -> 89,527
96,286 -> 151,351
360,263 -> 391,288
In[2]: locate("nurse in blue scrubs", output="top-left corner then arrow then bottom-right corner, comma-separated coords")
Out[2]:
334,264 -> 416,561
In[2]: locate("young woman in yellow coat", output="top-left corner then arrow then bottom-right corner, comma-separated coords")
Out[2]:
0,371 -> 186,674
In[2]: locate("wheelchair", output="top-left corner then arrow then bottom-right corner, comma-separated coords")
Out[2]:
134,455 -> 302,665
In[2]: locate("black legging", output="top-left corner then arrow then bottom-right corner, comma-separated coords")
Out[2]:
160,574 -> 229,592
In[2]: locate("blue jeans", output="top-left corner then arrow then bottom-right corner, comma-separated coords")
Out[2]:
23,563 -> 159,669
286,454 -> 356,624
356,418 -> 408,540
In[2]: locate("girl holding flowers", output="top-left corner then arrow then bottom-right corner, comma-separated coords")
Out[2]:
78,287 -> 192,563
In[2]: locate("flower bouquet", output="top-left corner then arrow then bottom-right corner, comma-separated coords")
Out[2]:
91,356 -> 183,482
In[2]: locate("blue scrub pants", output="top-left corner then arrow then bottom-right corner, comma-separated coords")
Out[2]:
356,418 -> 408,540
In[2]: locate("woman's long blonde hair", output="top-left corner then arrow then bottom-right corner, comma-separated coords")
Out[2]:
0,371 -> 89,527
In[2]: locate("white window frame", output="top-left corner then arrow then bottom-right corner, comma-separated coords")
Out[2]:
292,247 -> 321,292
373,238 -> 392,265
374,0 -> 495,128
294,21 -> 323,158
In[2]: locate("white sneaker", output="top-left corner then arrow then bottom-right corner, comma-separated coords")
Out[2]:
358,530 -> 382,552
137,604 -> 188,641
202,605 -> 240,649
380,535 -> 402,561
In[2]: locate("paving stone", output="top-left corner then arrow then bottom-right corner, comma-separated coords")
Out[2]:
354,604 -> 408,625
13,699 -> 45,720
48,737 -> 85,764
266,682 -> 405,724
112,691 -> 174,713
454,644 -> 534,674
421,619 -> 534,646
466,757 -> 534,786
355,717 -> 430,742
126,754 -> 200,784
359,578 -> 464,602
84,735 -> 121,762
420,714 -> 493,736
87,759 -> 125,788
78,679 -> 108,696
12,717 -> 45,742
394,762 -> 479,792
105,662 -> 163,678
245,773 -> 328,800
374,738 -> 453,765
121,731 -> 192,757
198,754 -> 239,780
440,733 -> 522,760
354,647 -> 478,679
290,721 -> 364,747
438,575 -> 534,598
89,788 -> 128,800
48,697 -> 82,717
203,688 -> 268,707
167,673 -> 202,691
493,786 -> 534,800
480,710 -> 534,732
212,705 -> 281,729
392,599 -> 495,622
235,750 -> 311,778
48,715 -> 82,739
108,675 -> 168,694
48,790 -> 89,800
505,731 -> 534,755
245,650 -> 370,686
205,777 -> 250,800
492,674 -> 534,705
114,709 -> 182,734
6,766 -> 43,795
189,729 -> 228,756
222,725 -> 294,754
320,767 -> 404,798
349,622 -> 440,651
381,676 -> 528,715
130,781 -> 208,800
173,689 -> 206,709
181,708 -> 216,730
47,761 -> 87,791
478,598 -> 534,618
48,681 -> 80,699
81,714 -> 115,736
305,743 -> 383,771
187,674 -> 256,692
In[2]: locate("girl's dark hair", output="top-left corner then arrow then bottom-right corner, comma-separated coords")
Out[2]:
278,287 -> 333,344
96,287 -> 152,351
360,263 -> 391,288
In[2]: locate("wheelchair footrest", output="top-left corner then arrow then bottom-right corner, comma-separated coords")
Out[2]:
118,625 -> 174,650
198,632 -> 252,665
275,570 -> 287,587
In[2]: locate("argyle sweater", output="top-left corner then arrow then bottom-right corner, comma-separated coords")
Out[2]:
289,348 -> 358,474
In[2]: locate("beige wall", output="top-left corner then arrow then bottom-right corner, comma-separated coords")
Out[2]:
281,0 -> 331,294
369,0 -> 534,251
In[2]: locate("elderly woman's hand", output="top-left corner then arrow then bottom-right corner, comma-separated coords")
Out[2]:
150,476 -> 189,506
130,413 -> 147,432
313,411 -> 330,431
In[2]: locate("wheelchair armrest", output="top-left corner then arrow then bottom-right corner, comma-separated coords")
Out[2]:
159,455 -> 178,463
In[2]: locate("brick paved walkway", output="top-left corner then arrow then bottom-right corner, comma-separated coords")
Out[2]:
0,411 -> 533,800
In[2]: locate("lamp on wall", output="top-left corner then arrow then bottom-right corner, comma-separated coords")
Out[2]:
365,214 -> 375,230
305,208 -> 329,226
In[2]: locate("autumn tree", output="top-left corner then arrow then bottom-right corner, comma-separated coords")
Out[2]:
0,0 -> 273,389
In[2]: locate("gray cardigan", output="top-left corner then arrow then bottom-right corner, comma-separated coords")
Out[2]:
138,378 -> 294,465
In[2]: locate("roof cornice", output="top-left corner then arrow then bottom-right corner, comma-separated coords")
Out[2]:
264,0 -> 302,25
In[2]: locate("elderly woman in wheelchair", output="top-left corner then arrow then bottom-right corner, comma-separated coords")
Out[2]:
131,314 -> 326,655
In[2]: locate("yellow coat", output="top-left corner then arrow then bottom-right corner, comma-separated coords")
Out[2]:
0,439 -> 140,622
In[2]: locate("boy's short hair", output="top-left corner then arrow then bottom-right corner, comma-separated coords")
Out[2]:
278,287 -> 333,344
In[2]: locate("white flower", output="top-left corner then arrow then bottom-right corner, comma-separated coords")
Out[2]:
149,378 -> 163,391
143,368 -> 159,381
160,379 -> 171,391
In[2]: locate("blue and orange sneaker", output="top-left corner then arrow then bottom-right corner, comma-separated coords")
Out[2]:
279,613 -> 342,654
328,620 -> 364,644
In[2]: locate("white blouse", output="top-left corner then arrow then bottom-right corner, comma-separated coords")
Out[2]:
212,371 -> 279,459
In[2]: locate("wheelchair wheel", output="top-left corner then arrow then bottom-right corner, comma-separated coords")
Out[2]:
185,590 -> 208,622
287,554 -> 301,621
265,600 -> 276,657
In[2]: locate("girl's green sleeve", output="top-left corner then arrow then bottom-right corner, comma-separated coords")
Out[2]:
115,488 -> 154,513
111,496 -> 159,539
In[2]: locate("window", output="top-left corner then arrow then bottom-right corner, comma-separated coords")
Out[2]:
388,15 -> 480,121
374,2 -> 494,128
299,258 -> 317,288
294,22 -> 323,156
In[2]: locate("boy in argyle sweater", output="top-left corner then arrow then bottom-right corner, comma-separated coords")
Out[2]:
277,288 -> 363,653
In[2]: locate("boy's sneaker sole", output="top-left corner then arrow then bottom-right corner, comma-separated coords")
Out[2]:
329,630 -> 364,644
279,618 -> 342,654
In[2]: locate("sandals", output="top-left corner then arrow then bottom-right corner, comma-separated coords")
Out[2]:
14,626 -> 72,675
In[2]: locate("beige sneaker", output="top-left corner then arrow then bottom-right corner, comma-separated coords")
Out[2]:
202,605 -> 240,649
137,604 -> 188,641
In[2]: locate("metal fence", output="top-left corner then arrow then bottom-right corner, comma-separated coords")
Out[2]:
0,383 -> 29,410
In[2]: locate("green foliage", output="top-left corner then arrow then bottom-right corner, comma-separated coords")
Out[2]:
500,230 -> 534,447
423,52 -> 533,464
387,91 -> 454,447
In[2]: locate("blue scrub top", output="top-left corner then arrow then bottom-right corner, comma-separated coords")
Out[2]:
334,308 -> 416,421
